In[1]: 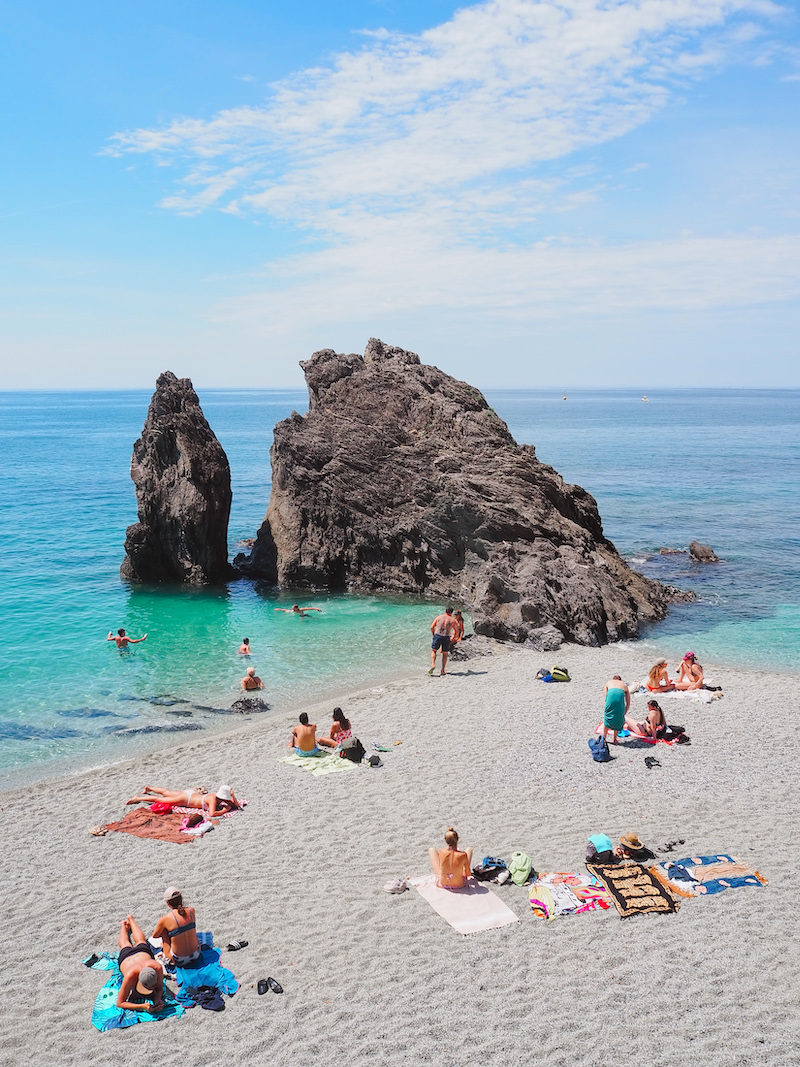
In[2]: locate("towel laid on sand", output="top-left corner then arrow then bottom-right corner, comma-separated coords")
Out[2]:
411,875 -> 519,935
174,940 -> 238,1007
278,753 -> 358,776
171,799 -> 249,818
105,808 -> 197,844
633,688 -> 715,704
85,955 -> 184,1031
587,863 -> 679,918
530,872 -> 612,920
654,854 -> 767,898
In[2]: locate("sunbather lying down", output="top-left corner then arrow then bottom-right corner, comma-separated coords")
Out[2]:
429,827 -> 473,890
125,784 -> 239,817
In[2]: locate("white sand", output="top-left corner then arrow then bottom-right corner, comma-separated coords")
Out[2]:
2,640 -> 797,1066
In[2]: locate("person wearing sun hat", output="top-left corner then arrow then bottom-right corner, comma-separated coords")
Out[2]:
618,833 -> 655,862
124,783 -> 239,817
675,651 -> 705,691
116,914 -> 164,1013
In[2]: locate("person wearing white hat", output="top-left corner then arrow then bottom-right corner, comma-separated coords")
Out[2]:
125,783 -> 239,818
152,887 -> 201,966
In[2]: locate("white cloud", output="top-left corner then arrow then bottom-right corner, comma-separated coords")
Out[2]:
105,0 -> 793,331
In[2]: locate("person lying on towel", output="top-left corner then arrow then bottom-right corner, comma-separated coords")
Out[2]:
429,827 -> 474,889
125,784 -> 239,817
626,700 -> 691,744
117,915 -> 164,1013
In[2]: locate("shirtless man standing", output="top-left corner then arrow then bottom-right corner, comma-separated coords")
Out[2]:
240,667 -> 264,691
429,607 -> 457,676
290,712 -> 320,756
107,628 -> 147,649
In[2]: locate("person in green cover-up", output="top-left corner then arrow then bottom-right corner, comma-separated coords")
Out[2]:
602,675 -> 630,744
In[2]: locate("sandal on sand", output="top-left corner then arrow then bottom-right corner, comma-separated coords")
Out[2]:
644,756 -> 661,769
267,977 -> 283,994
226,940 -> 249,951
257,979 -> 268,995
89,825 -> 108,836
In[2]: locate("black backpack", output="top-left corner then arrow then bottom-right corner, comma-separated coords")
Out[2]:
588,736 -> 612,763
339,737 -> 366,763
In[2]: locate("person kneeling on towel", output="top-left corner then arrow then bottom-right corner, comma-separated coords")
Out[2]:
429,827 -> 473,889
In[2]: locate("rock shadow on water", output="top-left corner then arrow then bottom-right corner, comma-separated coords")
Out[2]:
0,722 -> 83,741
103,722 -> 204,737
56,708 -> 128,719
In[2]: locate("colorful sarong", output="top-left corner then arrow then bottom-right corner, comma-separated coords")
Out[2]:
587,862 -> 679,918
654,854 -> 767,898
530,872 -> 612,920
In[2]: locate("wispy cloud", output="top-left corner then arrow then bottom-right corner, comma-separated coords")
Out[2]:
106,0 -> 791,330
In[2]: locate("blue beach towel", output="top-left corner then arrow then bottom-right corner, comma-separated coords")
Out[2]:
173,940 -> 238,1007
86,955 -> 184,1032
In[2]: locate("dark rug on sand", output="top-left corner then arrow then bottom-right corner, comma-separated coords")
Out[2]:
105,808 -> 195,844
587,862 -> 679,918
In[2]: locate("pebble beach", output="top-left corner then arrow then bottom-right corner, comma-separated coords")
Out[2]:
2,639 -> 796,1067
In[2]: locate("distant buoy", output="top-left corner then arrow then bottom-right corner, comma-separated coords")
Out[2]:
641,396 -> 649,402
563,395 -> 567,400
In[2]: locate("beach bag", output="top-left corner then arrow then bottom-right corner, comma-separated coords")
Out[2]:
536,667 -> 555,682
472,856 -> 507,881
550,666 -> 570,682
509,851 -> 534,885
339,737 -> 366,763
588,737 -> 612,763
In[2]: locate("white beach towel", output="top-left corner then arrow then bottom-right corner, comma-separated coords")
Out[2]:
632,687 -> 713,704
410,875 -> 520,935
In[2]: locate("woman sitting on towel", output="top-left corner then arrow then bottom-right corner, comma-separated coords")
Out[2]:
125,784 -> 239,817
429,827 -> 473,890
152,886 -> 201,967
625,699 -> 667,740
116,915 -> 164,1013
646,659 -> 676,693
317,707 -> 352,749
675,652 -> 705,690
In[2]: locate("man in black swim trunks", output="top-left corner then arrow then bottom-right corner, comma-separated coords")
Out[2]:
429,607 -> 457,676
116,915 -> 164,1013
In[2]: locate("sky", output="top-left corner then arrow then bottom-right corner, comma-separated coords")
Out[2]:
1,0 -> 799,389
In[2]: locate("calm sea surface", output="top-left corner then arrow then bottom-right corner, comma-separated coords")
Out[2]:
1,387 -> 797,784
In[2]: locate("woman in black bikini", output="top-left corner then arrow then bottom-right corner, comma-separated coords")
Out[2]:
152,887 -> 201,966
116,915 -> 164,1013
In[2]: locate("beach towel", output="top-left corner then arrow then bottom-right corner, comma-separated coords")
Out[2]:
529,872 -> 612,920
173,938 -> 238,1007
633,688 -> 714,705
171,799 -> 249,818
410,875 -> 519,935
105,808 -> 197,844
278,753 -> 358,777
587,863 -> 679,918
85,954 -> 184,1031
654,854 -> 767,898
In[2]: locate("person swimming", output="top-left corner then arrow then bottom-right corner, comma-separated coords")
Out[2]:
428,827 -> 473,890
238,638 -> 251,655
107,628 -> 147,649
125,784 -> 239,817
274,605 -> 322,617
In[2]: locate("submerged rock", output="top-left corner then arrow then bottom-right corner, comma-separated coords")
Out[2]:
229,696 -> 271,713
121,371 -> 233,584
689,541 -> 720,563
240,338 -> 676,646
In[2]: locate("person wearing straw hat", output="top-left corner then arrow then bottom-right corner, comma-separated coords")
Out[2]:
153,887 -> 201,967
618,833 -> 655,862
116,915 -> 164,1013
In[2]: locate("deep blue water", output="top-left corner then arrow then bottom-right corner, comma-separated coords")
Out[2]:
0,387 -> 797,784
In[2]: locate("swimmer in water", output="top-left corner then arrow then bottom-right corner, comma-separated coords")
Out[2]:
107,628 -> 147,649
274,605 -> 322,617
240,667 -> 264,691
238,637 -> 251,655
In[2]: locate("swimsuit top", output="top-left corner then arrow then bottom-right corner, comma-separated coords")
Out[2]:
169,919 -> 196,937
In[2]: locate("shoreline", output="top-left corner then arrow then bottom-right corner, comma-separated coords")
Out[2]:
4,638 -> 797,1065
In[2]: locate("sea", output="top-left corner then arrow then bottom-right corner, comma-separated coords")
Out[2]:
1,387 -> 798,786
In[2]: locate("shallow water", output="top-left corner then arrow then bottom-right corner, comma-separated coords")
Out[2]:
0,386 -> 797,784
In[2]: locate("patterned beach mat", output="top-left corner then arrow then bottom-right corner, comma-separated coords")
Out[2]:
587,862 -> 679,918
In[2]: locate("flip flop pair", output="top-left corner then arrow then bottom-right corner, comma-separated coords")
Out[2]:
257,977 -> 283,995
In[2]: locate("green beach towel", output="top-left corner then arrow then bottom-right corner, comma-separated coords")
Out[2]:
509,851 -> 533,885
278,753 -> 358,777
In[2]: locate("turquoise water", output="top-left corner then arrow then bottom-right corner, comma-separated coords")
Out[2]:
0,387 -> 797,784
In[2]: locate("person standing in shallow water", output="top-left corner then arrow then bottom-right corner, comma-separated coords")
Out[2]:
429,607 -> 457,676
238,637 -> 251,655
107,628 -> 147,649
241,667 -> 264,691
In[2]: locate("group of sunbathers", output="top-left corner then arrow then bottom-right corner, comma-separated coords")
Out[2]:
116,887 -> 200,1013
646,652 -> 712,693
602,651 -> 716,742
289,707 -> 352,756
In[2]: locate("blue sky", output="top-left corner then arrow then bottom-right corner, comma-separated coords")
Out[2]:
1,0 -> 799,389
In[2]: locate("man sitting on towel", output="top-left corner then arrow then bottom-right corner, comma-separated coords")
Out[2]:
290,713 -> 321,757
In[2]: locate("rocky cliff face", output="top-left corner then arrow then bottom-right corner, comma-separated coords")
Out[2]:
121,372 -> 233,584
240,339 -> 673,647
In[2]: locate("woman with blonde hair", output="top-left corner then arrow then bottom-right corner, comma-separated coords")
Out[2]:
152,887 -> 201,966
646,659 -> 676,693
428,827 -> 473,890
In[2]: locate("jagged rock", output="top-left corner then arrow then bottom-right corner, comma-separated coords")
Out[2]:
240,339 -> 676,646
230,697 -> 270,713
121,371 -> 233,584
658,547 -> 686,555
689,541 -> 719,563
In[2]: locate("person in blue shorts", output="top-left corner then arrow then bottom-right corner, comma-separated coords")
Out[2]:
429,607 -> 457,676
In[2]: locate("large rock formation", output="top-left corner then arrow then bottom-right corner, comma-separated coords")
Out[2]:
121,372 -> 233,584
239,339 -> 675,647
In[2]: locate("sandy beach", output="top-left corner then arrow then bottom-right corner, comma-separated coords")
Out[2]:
2,639 -> 797,1067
